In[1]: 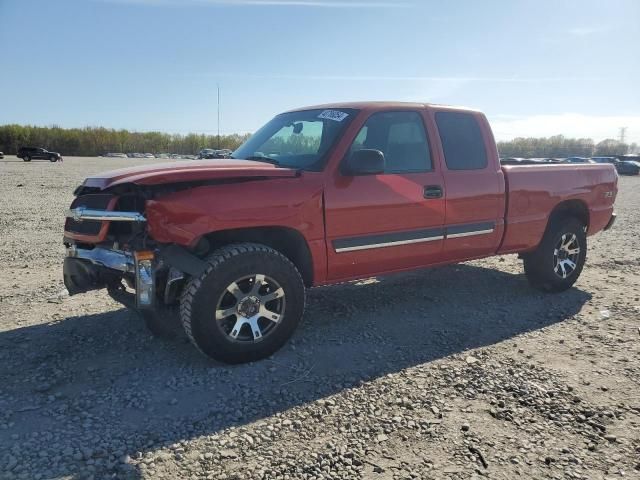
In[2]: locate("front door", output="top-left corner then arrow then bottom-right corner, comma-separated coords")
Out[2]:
324,110 -> 446,281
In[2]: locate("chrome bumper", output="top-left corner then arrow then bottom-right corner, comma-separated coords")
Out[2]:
66,207 -> 146,223
66,245 -> 135,272
64,246 -> 155,309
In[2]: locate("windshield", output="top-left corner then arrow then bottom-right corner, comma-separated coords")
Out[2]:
233,108 -> 357,170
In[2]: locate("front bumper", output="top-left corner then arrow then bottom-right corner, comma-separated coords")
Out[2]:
63,246 -> 156,309
63,246 -> 133,295
66,245 -> 135,272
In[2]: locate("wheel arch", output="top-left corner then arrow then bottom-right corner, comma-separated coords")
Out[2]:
195,226 -> 314,287
548,199 -> 590,230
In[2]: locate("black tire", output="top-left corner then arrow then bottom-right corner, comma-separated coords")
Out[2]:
50,156 -> 57,162
523,217 -> 587,292
180,243 -> 305,364
23,156 -> 31,162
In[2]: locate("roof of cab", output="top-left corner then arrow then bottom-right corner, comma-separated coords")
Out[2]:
284,101 -> 483,115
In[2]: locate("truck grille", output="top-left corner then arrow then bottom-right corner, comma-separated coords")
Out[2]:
65,194 -> 116,237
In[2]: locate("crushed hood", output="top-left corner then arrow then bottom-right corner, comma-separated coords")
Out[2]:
82,159 -> 299,190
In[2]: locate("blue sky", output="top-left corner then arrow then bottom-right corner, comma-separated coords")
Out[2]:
1,0 -> 639,142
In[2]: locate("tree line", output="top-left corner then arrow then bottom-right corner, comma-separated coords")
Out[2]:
0,124 -> 251,156
497,135 -> 638,158
0,124 -> 637,159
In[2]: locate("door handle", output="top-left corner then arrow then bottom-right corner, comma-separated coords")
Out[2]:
423,185 -> 443,199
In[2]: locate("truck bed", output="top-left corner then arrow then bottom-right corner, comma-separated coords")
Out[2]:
499,163 -> 618,254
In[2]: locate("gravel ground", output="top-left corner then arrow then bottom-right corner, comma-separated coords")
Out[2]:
0,156 -> 638,480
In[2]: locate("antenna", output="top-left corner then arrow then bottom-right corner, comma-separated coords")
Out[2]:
217,84 -> 221,150
619,126 -> 627,144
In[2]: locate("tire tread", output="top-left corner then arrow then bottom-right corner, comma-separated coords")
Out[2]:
179,242 -> 305,360
523,216 -> 587,293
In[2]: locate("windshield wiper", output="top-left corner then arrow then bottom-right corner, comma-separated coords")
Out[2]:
242,155 -> 281,166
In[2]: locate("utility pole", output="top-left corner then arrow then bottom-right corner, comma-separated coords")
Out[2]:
217,84 -> 221,150
619,126 -> 627,144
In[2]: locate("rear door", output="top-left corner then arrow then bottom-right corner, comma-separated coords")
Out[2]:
324,109 -> 446,280
431,110 -> 505,262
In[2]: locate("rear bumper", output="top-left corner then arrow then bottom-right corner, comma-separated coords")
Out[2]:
604,212 -> 617,231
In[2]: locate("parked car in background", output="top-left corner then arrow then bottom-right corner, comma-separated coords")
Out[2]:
144,153 -> 155,159
500,157 -> 557,165
18,146 -> 62,162
104,153 -> 128,158
197,149 -> 216,159
201,149 -> 234,159
592,157 -> 618,164
616,154 -> 640,163
561,157 -> 595,164
615,160 -> 640,175
592,156 -> 639,175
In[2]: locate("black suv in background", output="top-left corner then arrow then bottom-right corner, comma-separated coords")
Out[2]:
18,147 -> 62,162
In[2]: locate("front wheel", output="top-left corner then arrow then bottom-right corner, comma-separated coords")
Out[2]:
180,243 -> 305,364
23,156 -> 31,162
50,156 -> 58,162
523,217 -> 587,292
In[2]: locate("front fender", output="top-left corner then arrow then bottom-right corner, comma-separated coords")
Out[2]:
145,176 -> 325,248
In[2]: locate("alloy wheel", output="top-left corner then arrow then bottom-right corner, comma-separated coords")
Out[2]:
553,233 -> 580,279
215,274 -> 285,342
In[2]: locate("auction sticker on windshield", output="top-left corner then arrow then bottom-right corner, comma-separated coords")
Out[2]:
318,110 -> 349,122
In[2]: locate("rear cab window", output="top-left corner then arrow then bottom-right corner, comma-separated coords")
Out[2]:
435,111 -> 487,170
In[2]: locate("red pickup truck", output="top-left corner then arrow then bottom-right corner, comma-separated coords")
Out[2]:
63,102 -> 617,363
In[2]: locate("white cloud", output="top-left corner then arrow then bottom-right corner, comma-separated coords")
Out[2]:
488,113 -> 640,143
567,26 -> 609,36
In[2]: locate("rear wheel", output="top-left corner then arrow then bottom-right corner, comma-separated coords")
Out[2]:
23,156 -> 31,162
180,243 -> 305,364
523,217 -> 587,292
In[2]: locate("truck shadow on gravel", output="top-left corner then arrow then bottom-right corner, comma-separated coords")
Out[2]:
0,263 -> 591,478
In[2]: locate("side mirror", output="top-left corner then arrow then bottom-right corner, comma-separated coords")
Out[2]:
345,149 -> 385,175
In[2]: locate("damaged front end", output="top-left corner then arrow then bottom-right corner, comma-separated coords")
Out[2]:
63,190 -> 198,312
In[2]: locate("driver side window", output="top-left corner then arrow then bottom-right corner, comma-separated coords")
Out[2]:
348,111 -> 432,173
